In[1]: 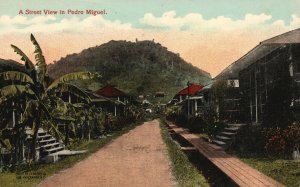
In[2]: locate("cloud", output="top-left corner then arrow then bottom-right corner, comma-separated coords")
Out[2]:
0,15 -> 132,35
0,12 -> 300,77
139,11 -> 300,32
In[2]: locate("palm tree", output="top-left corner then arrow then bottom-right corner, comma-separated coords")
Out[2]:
0,34 -> 98,163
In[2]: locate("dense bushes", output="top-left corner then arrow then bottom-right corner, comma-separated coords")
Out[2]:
232,122 -> 300,157
231,125 -> 266,153
165,106 -> 227,140
264,123 -> 300,156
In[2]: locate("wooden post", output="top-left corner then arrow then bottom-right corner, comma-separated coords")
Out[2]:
12,101 -> 16,128
0,143 -> 2,172
88,121 -> 91,141
187,82 -> 190,117
195,99 -> 197,114
81,125 -> 84,139
250,72 -> 253,122
255,68 -> 258,123
114,105 -> 117,117
22,142 -> 25,162
216,99 -> 220,121
68,93 -> 71,103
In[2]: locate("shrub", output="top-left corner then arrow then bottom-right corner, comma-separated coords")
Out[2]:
231,122 -> 300,157
165,105 -> 181,121
231,125 -> 266,153
265,123 -> 300,156
187,116 -> 206,133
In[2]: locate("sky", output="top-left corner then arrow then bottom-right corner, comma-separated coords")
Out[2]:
0,0 -> 300,77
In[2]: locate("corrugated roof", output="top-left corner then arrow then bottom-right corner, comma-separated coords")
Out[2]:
261,28 -> 300,44
215,28 -> 300,80
95,85 -> 127,98
176,83 -> 203,96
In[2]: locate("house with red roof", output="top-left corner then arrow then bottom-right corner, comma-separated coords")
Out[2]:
94,85 -> 129,116
176,83 -> 203,101
95,85 -> 129,103
171,83 -> 204,117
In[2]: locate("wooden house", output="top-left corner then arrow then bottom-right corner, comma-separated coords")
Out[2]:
216,28 -> 300,125
172,83 -> 204,117
95,85 -> 129,104
94,85 -> 130,116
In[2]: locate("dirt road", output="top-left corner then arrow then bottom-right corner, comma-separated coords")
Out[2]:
38,119 -> 174,187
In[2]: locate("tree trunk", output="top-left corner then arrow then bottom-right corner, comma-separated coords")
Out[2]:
88,121 -> 91,141
29,110 -> 41,164
65,123 -> 69,147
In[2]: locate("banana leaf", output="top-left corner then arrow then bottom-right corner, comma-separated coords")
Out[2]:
48,72 -> 100,90
0,85 -> 35,103
48,83 -> 91,103
30,34 -> 47,85
0,71 -> 34,84
10,44 -> 35,71
51,99 -> 68,116
0,139 -> 12,150
20,100 -> 41,129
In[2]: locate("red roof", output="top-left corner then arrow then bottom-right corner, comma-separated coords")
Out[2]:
177,83 -> 203,96
95,85 -> 127,98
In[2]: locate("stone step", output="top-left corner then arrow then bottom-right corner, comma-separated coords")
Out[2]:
43,142 -> 60,149
38,134 -> 52,140
224,127 -> 239,132
46,146 -> 64,154
220,131 -> 236,136
38,131 -> 47,136
227,123 -> 247,127
213,140 -> 227,146
216,135 -> 231,141
26,128 -> 46,135
40,138 -> 56,144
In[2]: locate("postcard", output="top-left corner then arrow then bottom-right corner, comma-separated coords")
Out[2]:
0,1 -> 299,187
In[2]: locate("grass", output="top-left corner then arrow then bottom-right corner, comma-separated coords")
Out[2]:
237,153 -> 300,187
0,120 -> 144,187
159,119 -> 209,187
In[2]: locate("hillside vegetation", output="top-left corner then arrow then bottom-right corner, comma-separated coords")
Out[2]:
48,40 -> 211,102
0,58 -> 25,73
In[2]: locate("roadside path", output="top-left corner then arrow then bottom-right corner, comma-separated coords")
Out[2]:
38,119 -> 174,187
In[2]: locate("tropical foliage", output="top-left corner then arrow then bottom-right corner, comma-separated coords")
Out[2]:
165,105 -> 226,140
231,122 -> 300,157
0,34 -> 97,165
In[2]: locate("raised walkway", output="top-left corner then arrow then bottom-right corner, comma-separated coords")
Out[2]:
166,121 -> 285,187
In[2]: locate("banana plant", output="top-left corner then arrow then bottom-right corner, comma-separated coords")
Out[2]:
0,34 -> 99,163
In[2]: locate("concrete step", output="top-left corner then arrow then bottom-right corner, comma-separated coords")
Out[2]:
40,138 -> 56,144
38,134 -> 52,140
26,128 -> 47,135
216,135 -> 231,141
37,131 -> 47,136
220,132 -> 236,136
213,140 -> 227,146
228,123 -> 247,127
43,142 -> 60,149
224,127 -> 239,132
46,146 -> 64,154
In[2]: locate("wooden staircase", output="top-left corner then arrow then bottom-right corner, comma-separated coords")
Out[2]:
212,123 -> 247,149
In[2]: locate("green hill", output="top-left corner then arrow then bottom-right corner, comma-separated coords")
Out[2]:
48,40 -> 211,102
0,58 -> 25,73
